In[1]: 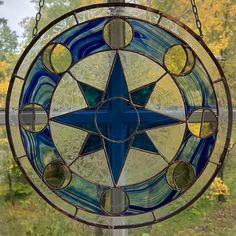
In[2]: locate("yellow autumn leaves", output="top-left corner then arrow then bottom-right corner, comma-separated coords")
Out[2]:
207,177 -> 230,200
0,60 -> 10,107
0,80 -> 8,94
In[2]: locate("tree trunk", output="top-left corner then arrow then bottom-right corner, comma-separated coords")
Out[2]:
218,154 -> 227,202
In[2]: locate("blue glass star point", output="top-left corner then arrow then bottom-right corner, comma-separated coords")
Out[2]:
104,53 -> 130,99
132,132 -> 159,154
131,82 -> 156,106
103,139 -> 132,184
80,134 -> 103,156
78,81 -> 103,107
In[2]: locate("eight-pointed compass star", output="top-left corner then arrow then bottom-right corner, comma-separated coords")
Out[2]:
51,53 -> 184,185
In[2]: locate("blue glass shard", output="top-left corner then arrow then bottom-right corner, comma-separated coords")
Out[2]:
53,18 -> 109,63
56,173 -> 105,214
51,108 -> 98,133
78,81 -> 103,106
132,132 -> 159,154
105,54 -> 129,99
80,134 -> 103,156
21,127 -> 61,174
127,19 -> 181,65
176,130 -> 216,176
124,173 -> 179,214
131,82 -> 156,106
104,139 -> 131,184
138,108 -> 183,130
174,60 -> 217,114
21,57 -> 60,110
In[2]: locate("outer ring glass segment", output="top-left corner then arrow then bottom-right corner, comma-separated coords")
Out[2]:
6,3 -> 232,229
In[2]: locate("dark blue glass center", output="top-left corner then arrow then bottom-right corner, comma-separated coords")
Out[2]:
95,98 -> 139,142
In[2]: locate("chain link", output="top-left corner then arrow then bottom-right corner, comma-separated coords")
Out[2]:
32,0 -> 45,38
190,0 -> 203,38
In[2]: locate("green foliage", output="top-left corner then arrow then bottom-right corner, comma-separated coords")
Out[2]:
0,127 -> 32,204
0,20 -> 17,59
0,194 -> 95,236
0,2 -> 18,108
0,0 -> 4,24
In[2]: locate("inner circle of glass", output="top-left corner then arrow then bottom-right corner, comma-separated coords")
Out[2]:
95,97 -> 140,143
6,3 -> 232,229
49,50 -> 184,188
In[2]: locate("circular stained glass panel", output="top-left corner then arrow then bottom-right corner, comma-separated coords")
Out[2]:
6,3 -> 232,229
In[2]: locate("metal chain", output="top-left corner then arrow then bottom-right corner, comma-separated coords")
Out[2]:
190,0 -> 203,38
32,0 -> 45,38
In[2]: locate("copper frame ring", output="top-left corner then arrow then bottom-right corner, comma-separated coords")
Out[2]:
6,2 -> 233,229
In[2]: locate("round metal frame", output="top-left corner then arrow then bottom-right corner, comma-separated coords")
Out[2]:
6,3 -> 232,229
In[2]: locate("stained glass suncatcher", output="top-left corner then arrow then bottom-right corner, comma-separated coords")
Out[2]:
6,3 -> 232,228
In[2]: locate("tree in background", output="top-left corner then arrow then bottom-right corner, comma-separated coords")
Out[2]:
0,0 -> 17,107
0,1 -> 31,206
156,0 -> 236,105
0,20 -> 17,59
